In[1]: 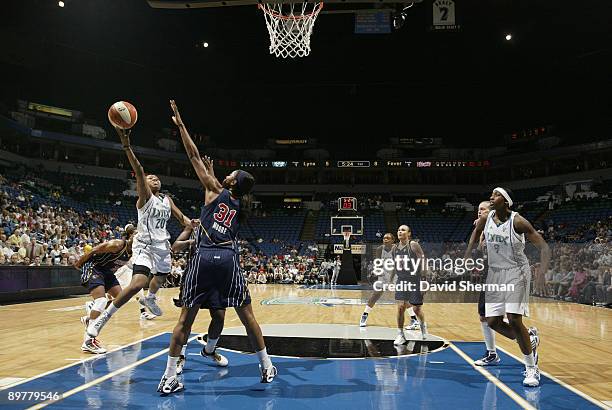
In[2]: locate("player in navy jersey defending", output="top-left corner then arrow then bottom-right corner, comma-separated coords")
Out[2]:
157,100 -> 276,395
75,224 -> 136,354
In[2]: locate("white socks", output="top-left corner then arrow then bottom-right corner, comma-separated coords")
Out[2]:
481,322 -> 496,353
408,307 -> 417,320
364,306 -> 372,314
205,337 -> 219,354
105,302 -> 118,317
165,356 -> 179,378
256,347 -> 273,369
180,344 -> 187,356
524,353 -> 536,368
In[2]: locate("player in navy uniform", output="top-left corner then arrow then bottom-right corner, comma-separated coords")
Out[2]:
392,225 -> 428,345
157,100 -> 276,395
170,219 -> 229,376
75,224 -> 136,354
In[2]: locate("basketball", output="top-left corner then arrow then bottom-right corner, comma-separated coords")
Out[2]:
108,101 -> 138,129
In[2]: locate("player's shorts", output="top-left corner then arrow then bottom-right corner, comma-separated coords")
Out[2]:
181,247 -> 251,310
394,273 -> 423,306
114,264 -> 133,289
131,238 -> 171,276
484,265 -> 531,318
83,267 -> 120,293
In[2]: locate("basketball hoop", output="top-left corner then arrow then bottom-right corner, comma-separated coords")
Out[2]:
342,231 -> 351,249
258,1 -> 324,58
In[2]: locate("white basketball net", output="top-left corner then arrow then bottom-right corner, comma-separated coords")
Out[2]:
258,2 -> 324,58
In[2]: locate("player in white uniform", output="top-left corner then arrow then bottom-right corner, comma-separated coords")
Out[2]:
465,187 -> 550,387
331,256 -> 341,285
86,126 -> 191,339
360,233 -> 395,327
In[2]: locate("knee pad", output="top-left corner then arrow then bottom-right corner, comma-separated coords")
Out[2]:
92,297 -> 108,313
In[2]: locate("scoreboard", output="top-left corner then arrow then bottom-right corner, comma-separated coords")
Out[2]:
338,197 -> 357,211
233,159 -> 490,168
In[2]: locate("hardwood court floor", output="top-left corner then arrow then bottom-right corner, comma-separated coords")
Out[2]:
0,284 -> 610,403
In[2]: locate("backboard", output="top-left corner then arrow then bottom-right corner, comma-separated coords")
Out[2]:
331,216 -> 363,236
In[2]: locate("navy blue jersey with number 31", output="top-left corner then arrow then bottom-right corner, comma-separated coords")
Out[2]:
198,189 -> 240,251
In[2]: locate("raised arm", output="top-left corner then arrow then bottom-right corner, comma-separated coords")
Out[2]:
116,127 -> 152,208
465,214 -> 488,258
169,100 -> 221,194
514,215 -> 551,275
74,239 -> 125,269
202,155 -> 223,191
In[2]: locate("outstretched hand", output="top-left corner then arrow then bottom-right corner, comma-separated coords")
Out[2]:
202,155 -> 214,174
170,99 -> 183,127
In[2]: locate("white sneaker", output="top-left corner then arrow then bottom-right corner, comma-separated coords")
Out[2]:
405,318 -> 420,331
140,311 -> 157,320
523,366 -> 540,387
87,311 -> 110,338
140,295 -> 162,317
420,323 -> 428,340
259,365 -> 278,383
176,355 -> 186,375
81,337 -> 107,354
200,347 -> 229,367
157,375 -> 184,395
393,332 -> 407,346
359,313 -> 368,327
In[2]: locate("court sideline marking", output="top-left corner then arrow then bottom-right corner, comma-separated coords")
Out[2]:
495,345 -> 608,409
27,334 -> 199,409
0,331 -> 168,391
449,342 -> 536,410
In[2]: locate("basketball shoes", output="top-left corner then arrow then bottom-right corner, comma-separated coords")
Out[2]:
200,346 -> 229,367
139,294 -> 163,316
475,351 -> 501,366
259,365 -> 278,383
157,375 -> 184,395
81,337 -> 106,354
405,318 -> 420,331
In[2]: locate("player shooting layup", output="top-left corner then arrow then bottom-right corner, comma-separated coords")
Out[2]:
87,126 -> 191,339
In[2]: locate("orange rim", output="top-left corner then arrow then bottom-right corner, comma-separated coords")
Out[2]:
258,2 -> 324,20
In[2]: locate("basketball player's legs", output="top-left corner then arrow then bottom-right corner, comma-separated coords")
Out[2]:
360,290 -> 383,327
408,301 -> 428,339
87,286 -> 107,321
487,314 -> 532,354
475,290 -> 499,366
158,306 -> 199,394
393,301 -> 408,345
86,272 -> 149,338
235,303 -> 276,381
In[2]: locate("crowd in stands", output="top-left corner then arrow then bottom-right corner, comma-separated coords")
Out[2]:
1,167 -> 611,307
238,239 -> 324,285
0,175 -> 125,267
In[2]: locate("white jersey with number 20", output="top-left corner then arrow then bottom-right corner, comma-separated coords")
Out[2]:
135,194 -> 171,245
